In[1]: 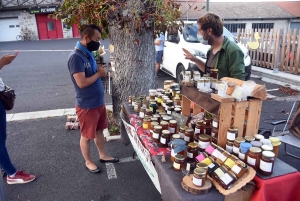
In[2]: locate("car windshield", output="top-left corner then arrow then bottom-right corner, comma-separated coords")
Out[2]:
183,23 -> 237,43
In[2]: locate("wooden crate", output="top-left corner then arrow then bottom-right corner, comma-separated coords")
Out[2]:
182,94 -> 262,148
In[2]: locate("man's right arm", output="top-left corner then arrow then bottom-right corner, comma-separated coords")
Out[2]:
182,48 -> 206,72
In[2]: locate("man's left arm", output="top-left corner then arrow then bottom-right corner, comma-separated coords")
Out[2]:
228,49 -> 245,81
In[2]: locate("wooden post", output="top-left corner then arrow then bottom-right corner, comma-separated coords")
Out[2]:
237,28 -> 241,42
289,29 -> 297,73
272,29 -> 280,70
260,29 -> 265,67
267,29 -> 273,68
218,102 -> 234,148
233,101 -> 249,137
263,29 -> 269,67
245,99 -> 262,136
280,29 -> 287,71
182,96 -> 191,117
294,34 -> 300,74
285,29 -> 291,72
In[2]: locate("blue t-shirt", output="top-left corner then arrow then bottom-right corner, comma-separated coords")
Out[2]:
155,33 -> 165,51
68,49 -> 105,109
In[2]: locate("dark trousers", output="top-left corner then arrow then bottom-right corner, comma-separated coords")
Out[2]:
0,100 -> 17,176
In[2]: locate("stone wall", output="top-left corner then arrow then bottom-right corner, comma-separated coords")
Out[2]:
18,11 -> 39,40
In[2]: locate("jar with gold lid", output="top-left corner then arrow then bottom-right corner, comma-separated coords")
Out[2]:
227,127 -> 238,141
161,130 -> 171,147
212,116 -> 219,129
195,120 -> 205,134
150,117 -> 158,123
184,128 -> 194,144
173,154 -> 185,171
153,114 -> 161,123
139,106 -> 146,118
193,168 -> 207,187
187,142 -> 198,162
150,122 -> 159,134
152,125 -> 162,143
179,125 -> 188,139
162,116 -> 172,122
226,141 -> 234,153
245,135 -> 255,142
210,68 -> 218,79
134,100 -> 142,113
204,118 -> 212,127
198,134 -> 211,151
219,171 -> 237,190
196,163 -> 209,175
211,165 -> 228,182
233,137 -> 246,156
172,134 -> 181,141
142,118 -> 151,130
231,160 -> 248,179
168,120 -> 178,134
247,147 -> 262,170
259,151 -> 275,176
160,121 -> 169,131
145,109 -> 153,116
173,97 -> 181,106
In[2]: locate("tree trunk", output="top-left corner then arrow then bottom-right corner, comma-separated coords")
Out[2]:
109,26 -> 157,124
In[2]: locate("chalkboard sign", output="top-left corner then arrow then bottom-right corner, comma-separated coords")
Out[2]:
171,112 -> 189,127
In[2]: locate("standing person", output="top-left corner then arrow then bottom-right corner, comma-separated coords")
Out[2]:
154,30 -> 165,77
0,54 -> 36,184
68,25 -> 119,173
183,12 -> 245,80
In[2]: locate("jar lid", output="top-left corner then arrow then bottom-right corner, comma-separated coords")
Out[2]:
143,118 -> 151,122
150,101 -> 156,104
176,90 -> 181,93
146,109 -> 152,112
151,117 -> 158,121
167,100 -> 173,103
199,134 -> 211,141
228,126 -> 238,131
164,80 -> 172,84
194,71 -> 200,75
169,120 -> 177,124
260,139 -> 272,146
188,142 -> 198,148
175,154 -> 185,161
175,105 -> 181,108
250,141 -> 262,147
254,134 -> 264,140
151,122 -> 159,126
227,141 -> 234,145
235,137 -> 245,143
244,136 -> 255,141
186,128 -> 194,132
261,145 -> 273,151
262,151 -> 275,158
196,163 -> 208,169
180,125 -> 188,130
272,141 -> 282,146
174,108 -> 181,111
154,125 -> 162,130
194,167 -> 207,175
237,160 -> 248,168
160,121 -> 168,125
196,121 -> 204,126
212,69 -> 218,72
174,97 -> 180,100
162,130 -> 171,135
240,142 -> 252,149
163,116 -> 172,120
185,71 -> 191,75
249,147 -> 262,153
172,134 -> 181,139
153,114 -> 160,118
136,100 -> 141,103
269,137 -> 280,143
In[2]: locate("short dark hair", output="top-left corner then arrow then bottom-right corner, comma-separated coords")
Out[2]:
197,12 -> 223,37
80,24 -> 102,39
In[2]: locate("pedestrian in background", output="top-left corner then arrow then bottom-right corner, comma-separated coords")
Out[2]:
154,30 -> 165,77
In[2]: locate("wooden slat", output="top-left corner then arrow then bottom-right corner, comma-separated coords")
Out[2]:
272,29 -> 280,69
255,29 -> 260,67
249,29 -> 254,64
253,29 -> 258,66
267,29 -> 274,68
245,99 -> 262,136
211,94 -> 234,103
232,101 -> 249,137
193,104 -> 203,115
280,29 -> 287,71
259,29 -> 265,67
263,29 -> 269,67
285,29 -> 291,72
218,102 -> 234,148
182,96 -> 191,117
294,34 -> 300,74
289,29 -> 297,73
237,28 -> 241,42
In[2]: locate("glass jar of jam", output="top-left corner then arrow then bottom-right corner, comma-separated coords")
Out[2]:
211,127 -> 218,138
212,116 -> 219,129
195,120 -> 205,134
210,146 -> 223,160
168,120 -> 177,134
184,128 -> 194,144
204,118 -> 212,127
245,135 -> 255,142
134,100 -> 142,112
139,106 -> 146,118
128,96 -> 133,105
173,97 -> 181,106
233,137 -> 246,156
227,127 -> 238,141
173,154 -> 185,171
149,101 -> 157,114
194,132 -> 200,144
231,160 -> 248,179
162,116 -> 172,122
152,125 -> 162,143
247,147 -> 262,170
224,155 -> 237,170
172,134 -> 181,141
212,134 -> 218,144
254,134 -> 265,141
226,140 -> 234,154
142,118 -> 151,130
208,161 -> 221,176
193,168 -> 207,187
164,80 -> 172,90
145,109 -> 153,116
167,106 -> 174,115
153,114 -> 161,123
216,150 -> 230,165
174,108 -> 181,114
160,121 -> 169,131
211,165 -> 228,182
179,126 -> 188,139
187,142 -> 198,162
210,69 -> 218,79
156,95 -> 163,106
150,117 -> 158,123
198,134 -> 211,151
219,171 -> 237,190
161,130 -> 171,147
193,71 -> 201,82
196,163 -> 209,175
259,151 -> 275,176
150,122 -> 159,134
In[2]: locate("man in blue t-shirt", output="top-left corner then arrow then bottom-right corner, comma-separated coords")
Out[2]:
154,31 -> 165,77
68,25 -> 119,174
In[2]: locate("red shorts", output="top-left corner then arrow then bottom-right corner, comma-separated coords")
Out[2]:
75,105 -> 108,139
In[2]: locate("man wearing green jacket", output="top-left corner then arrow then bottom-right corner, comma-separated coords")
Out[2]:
183,12 -> 245,80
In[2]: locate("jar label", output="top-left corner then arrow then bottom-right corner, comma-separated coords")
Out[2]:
157,98 -> 162,103
239,152 -> 245,160
218,153 -> 227,162
132,101 -> 136,106
208,163 -> 215,169
185,75 -> 190,82
224,158 -> 235,169
153,132 -> 159,139
160,137 -> 167,144
196,154 -> 205,162
226,144 -> 233,153
139,112 -> 145,118
199,141 -> 210,149
213,121 -> 218,128
195,128 -> 200,134
179,132 -> 185,138
173,162 -> 180,169
233,146 -> 239,154
187,152 -> 193,158
202,158 -> 212,165
247,156 -> 256,166
134,105 -> 139,110
192,176 -> 203,186
231,164 -> 242,175
227,132 -> 236,141
211,132 -> 216,137
150,129 -> 153,134
260,159 -> 273,172
171,149 -> 176,157
169,127 -> 175,133
167,110 -> 172,115
212,149 -> 221,158
214,168 -> 225,178
184,136 -> 190,142
143,123 -> 148,129
220,173 -> 233,185
165,106 -> 168,111
155,97 -> 158,101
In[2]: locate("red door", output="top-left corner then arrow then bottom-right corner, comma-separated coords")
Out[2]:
36,14 -> 63,40
72,24 -> 81,38
38,22 -> 48,40
47,21 -> 57,39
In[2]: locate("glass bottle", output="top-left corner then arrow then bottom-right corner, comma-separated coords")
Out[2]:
173,154 -> 185,171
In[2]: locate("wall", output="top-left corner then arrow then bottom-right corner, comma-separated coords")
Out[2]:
18,11 -> 39,40
224,20 -> 289,30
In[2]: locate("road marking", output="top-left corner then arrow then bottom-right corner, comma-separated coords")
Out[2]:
266,88 -> 279,92
106,157 -> 139,179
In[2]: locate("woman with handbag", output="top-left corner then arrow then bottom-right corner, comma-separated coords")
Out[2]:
0,54 -> 35,184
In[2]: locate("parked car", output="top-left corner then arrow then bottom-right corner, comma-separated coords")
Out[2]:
161,22 -> 252,83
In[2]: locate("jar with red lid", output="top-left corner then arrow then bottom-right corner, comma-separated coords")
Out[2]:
247,147 -> 262,170
168,120 -> 177,134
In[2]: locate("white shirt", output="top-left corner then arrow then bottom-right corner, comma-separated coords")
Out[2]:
155,33 -> 165,51
0,76 -> 4,91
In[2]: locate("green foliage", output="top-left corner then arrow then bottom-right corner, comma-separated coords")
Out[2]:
51,0 -> 182,39
109,125 -> 120,133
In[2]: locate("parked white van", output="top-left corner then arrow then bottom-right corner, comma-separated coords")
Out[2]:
161,22 -> 251,83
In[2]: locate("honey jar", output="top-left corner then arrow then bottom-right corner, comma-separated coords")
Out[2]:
223,155 -> 237,170
216,150 -> 230,165
152,125 -> 162,143
134,100 -> 142,112
219,171 -> 237,190
139,106 -> 146,118
179,125 -> 188,139
198,134 -> 211,151
173,154 -> 185,171
227,127 -> 238,141
226,141 -> 234,154
231,160 -> 248,179
233,137 -> 245,156
142,118 -> 151,130
247,147 -> 262,170
212,116 -> 219,129
211,165 -> 228,182
153,114 -> 161,123
150,122 -> 159,134
210,68 -> 218,79
259,151 -> 275,176
184,128 -> 194,144
168,120 -> 178,134
196,163 -> 209,175
195,120 -> 205,134
160,121 -> 169,130
145,109 -> 153,116
187,142 -> 198,162
161,130 -> 171,147
193,168 -> 207,187
269,137 -> 281,158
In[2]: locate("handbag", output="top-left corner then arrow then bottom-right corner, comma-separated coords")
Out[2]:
0,86 -> 16,110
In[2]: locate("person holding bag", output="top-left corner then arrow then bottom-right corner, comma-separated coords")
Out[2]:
0,54 -> 35,184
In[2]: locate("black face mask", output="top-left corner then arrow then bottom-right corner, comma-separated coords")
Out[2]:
87,37 -> 100,52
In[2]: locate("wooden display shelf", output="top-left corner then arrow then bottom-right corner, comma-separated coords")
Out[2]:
181,92 -> 262,148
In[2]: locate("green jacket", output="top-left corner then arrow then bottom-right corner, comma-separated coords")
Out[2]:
206,36 -> 245,80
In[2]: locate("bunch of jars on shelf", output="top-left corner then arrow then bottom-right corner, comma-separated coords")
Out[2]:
224,130 -> 281,176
